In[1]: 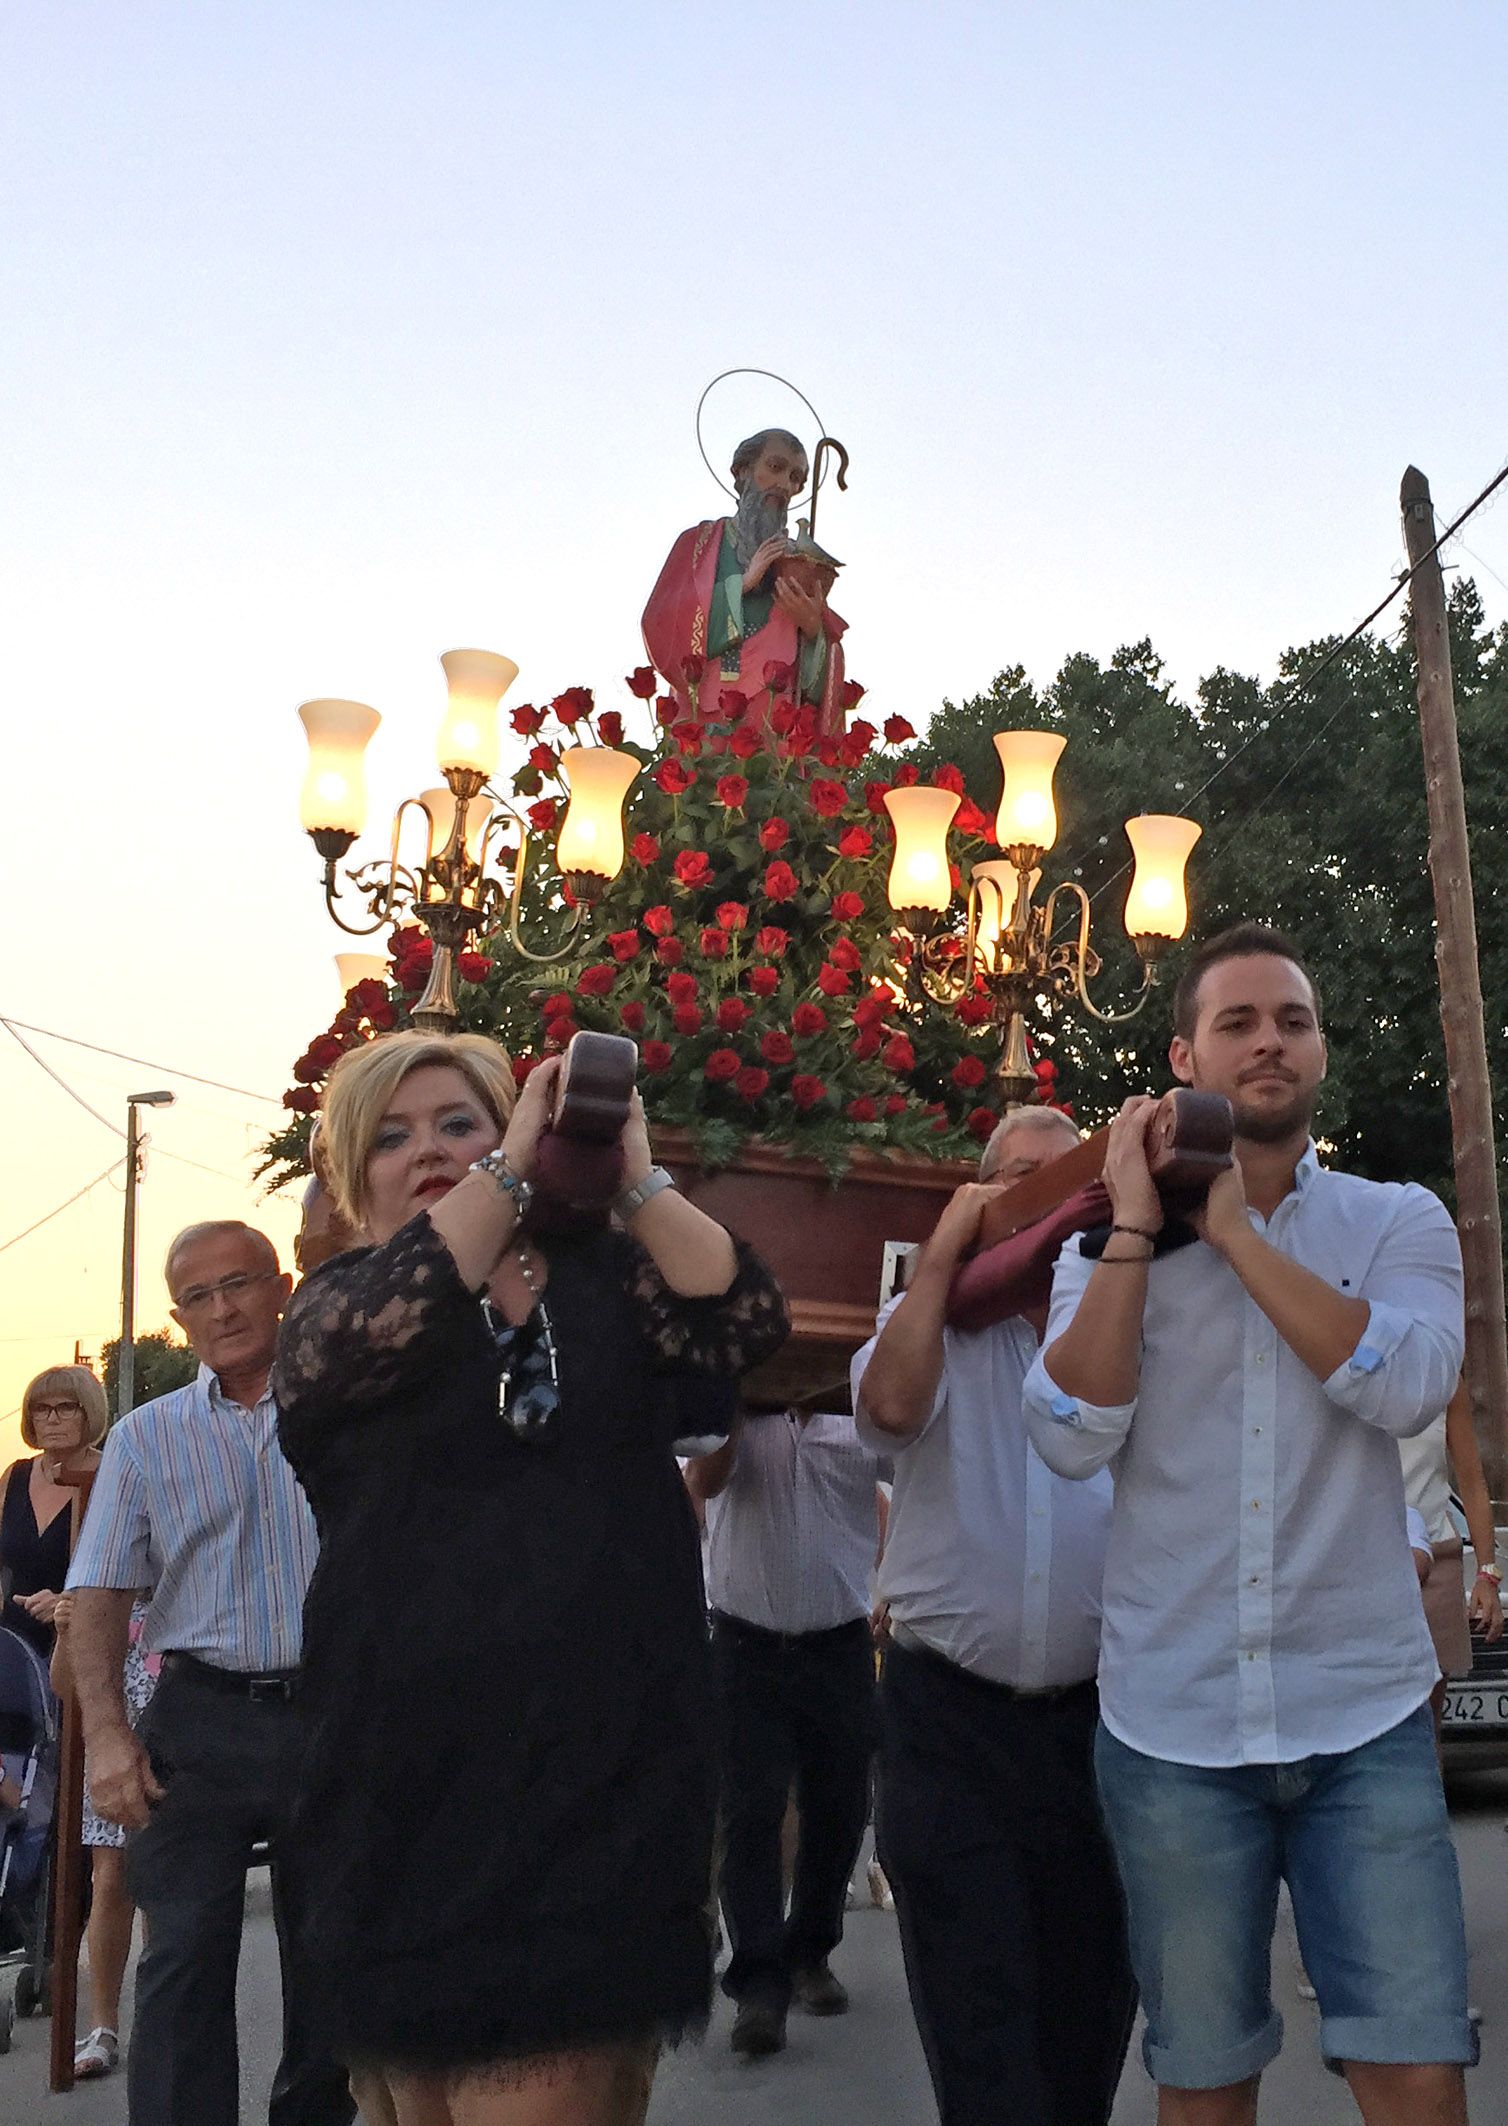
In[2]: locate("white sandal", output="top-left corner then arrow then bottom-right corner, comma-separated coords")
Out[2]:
74,2027 -> 119,2078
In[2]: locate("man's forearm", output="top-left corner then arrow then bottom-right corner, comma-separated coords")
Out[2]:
1222,1226 -> 1371,1383
67,1588 -> 136,1740
1042,1254 -> 1150,1407
857,1260 -> 950,1439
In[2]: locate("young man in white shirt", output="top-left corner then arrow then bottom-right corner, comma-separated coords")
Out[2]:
853,1105 -> 1135,2126
1024,923 -> 1473,2126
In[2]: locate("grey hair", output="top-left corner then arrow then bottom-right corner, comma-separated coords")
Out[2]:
730,428 -> 807,490
164,1221 -> 281,1294
978,1103 -> 1080,1180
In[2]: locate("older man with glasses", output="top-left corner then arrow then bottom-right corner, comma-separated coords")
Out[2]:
65,1219 -> 353,2126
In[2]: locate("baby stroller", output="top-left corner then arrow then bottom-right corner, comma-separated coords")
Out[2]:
0,1619 -> 59,2053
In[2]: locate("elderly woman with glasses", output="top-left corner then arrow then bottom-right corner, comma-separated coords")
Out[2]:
273,1030 -> 789,2126
2,1365 -> 108,1656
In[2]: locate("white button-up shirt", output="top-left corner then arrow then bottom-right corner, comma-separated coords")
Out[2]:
852,1299 -> 1112,1689
1022,1150 -> 1462,1767
706,1410 -> 878,1634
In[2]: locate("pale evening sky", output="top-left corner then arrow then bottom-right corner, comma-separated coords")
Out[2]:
2,1 -> 1505,1457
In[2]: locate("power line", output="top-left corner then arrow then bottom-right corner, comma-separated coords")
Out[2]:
0,1017 -> 281,1105
0,1162 -> 127,1257
0,1019 -> 248,1184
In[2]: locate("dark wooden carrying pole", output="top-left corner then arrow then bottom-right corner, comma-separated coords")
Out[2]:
1400,466 -> 1508,1503
47,1466 -> 96,2093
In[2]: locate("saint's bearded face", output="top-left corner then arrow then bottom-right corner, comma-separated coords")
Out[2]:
732,480 -> 790,568
730,435 -> 808,568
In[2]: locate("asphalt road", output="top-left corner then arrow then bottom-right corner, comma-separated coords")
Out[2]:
10,1777 -> 1508,2124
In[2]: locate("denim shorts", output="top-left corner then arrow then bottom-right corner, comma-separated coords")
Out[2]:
1094,1706 -> 1477,2088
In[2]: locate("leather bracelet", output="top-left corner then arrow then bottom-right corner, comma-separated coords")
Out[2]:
1098,1249 -> 1155,1264
1110,1223 -> 1159,1240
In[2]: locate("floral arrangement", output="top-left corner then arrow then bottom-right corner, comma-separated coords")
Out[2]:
260,665 -> 1063,1190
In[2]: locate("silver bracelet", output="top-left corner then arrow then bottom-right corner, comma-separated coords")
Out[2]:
470,1149 -> 534,1221
614,1166 -> 676,1223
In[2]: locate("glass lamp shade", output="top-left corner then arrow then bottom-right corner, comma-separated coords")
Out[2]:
1123,814 -> 1201,940
436,649 -> 519,779
298,699 -> 380,835
556,747 -> 641,879
335,953 -> 388,1000
992,730 -> 1067,853
971,858 -> 1039,957
882,788 -> 960,915
420,785 -> 489,867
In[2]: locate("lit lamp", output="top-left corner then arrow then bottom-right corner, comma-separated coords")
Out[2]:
992,730 -> 1066,862
419,786 -> 489,870
970,857 -> 1039,969
556,747 -> 642,898
882,788 -> 959,928
1123,814 -> 1201,963
435,648 -> 520,787
298,699 -> 381,861
335,952 -> 388,1000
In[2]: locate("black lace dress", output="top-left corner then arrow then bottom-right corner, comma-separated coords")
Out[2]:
273,1213 -> 788,2075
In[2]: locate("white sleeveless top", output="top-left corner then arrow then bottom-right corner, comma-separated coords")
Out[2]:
1398,1411 -> 1455,1544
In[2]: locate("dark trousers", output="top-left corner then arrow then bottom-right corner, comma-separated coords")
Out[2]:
713,1610 -> 876,2011
880,1638 -> 1136,2126
126,1660 -> 354,2126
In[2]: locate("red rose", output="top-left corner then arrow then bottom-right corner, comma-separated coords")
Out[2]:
763,860 -> 798,902
528,743 -> 557,773
367,1000 -> 396,1030
747,965 -> 780,997
655,936 -> 685,966
716,688 -> 749,723
665,972 -> 699,1004
759,816 -> 790,852
845,718 -> 877,755
1034,1057 -> 1058,1081
955,991 -> 993,1028
816,737 -> 842,767
808,778 -> 848,819
830,890 -> 865,923
349,977 -> 388,1012
853,1027 -> 882,1059
754,925 -> 789,958
456,952 -> 493,982
729,726 -> 761,759
596,710 -> 625,747
884,1095 -> 907,1117
716,901 -> 748,931
864,780 -> 892,815
734,1065 -> 770,1101
283,1085 -> 319,1113
769,697 -> 798,738
837,825 -> 873,860
620,1001 -> 646,1033
574,965 -> 613,999
643,905 -> 674,936
790,1075 -> 828,1111
680,654 -> 706,686
673,849 -> 713,889
761,1030 -> 795,1065
816,964 -> 851,997
552,686 -> 593,725
656,694 -> 679,727
510,704 -> 544,735
935,762 -> 966,795
894,763 -> 920,788
527,798 -> 559,834
829,937 -> 863,973
628,836 -> 660,869
544,1014 -> 578,1046
883,1034 -> 916,1071
626,666 -> 658,699
716,774 -> 750,810
717,998 -> 752,1032
839,679 -> 867,712
307,1034 -> 343,1069
541,990 -> 574,1021
699,927 -> 729,958
654,759 -> 695,796
853,994 -> 889,1031
883,715 -> 916,745
673,1003 -> 703,1036
955,798 -> 991,839
642,1040 -> 673,1073
968,1106 -> 997,1143
704,1047 -> 740,1082
951,1054 -> 988,1090
672,720 -> 704,758
792,1002 -> 828,1038
846,1096 -> 878,1123
762,658 -> 795,692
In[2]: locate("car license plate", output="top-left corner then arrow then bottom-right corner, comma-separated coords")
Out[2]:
1442,1686 -> 1508,1727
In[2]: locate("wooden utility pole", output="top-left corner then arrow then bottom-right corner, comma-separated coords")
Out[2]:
48,1467 -> 96,2092
1400,466 -> 1508,1502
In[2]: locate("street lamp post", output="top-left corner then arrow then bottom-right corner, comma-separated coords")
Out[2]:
119,1091 -> 175,1417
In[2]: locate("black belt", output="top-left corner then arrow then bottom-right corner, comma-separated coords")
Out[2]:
888,1623 -> 1093,1702
164,1652 -> 299,1703
712,1610 -> 869,1651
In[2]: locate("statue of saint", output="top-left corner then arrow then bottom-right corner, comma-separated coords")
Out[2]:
641,427 -> 848,733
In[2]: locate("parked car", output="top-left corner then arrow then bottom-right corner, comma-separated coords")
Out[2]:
1440,1508 -> 1508,1774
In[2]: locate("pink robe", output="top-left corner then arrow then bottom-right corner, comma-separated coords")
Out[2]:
641,518 -> 848,736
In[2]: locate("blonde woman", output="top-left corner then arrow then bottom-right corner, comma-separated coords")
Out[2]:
1,1366 -> 107,1656
272,1032 -> 788,2126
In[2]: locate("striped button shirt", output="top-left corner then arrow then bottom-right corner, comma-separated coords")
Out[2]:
706,1411 -> 879,1633
66,1365 -> 318,1673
